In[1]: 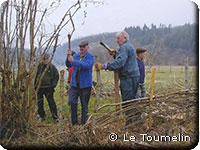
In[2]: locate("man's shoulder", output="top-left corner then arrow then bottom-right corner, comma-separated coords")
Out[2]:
86,52 -> 94,58
137,57 -> 140,62
126,40 -> 134,48
121,40 -> 134,49
50,63 -> 58,70
137,59 -> 144,66
73,52 -> 79,58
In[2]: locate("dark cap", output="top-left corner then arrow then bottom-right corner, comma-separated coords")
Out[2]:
43,53 -> 50,60
136,48 -> 147,54
78,40 -> 89,47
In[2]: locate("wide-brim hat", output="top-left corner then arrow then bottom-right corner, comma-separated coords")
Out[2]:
136,48 -> 147,54
78,40 -> 89,47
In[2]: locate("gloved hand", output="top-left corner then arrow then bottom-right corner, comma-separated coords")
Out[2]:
94,63 -> 107,71
108,49 -> 116,56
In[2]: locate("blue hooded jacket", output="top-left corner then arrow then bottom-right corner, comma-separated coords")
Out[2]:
107,40 -> 140,79
65,52 -> 94,88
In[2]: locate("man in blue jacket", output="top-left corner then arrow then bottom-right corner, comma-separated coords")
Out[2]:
95,31 -> 140,125
66,40 -> 94,125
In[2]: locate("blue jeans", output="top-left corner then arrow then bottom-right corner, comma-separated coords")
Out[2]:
68,86 -> 91,125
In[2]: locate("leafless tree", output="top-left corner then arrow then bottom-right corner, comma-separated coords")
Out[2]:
0,0 -> 93,138
145,35 -> 163,74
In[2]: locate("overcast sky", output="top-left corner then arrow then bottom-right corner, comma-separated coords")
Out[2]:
72,0 -> 197,38
0,0 -> 198,44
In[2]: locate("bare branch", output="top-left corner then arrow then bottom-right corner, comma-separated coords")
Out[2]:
33,8 -> 47,38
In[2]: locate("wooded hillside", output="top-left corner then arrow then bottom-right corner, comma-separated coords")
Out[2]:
53,23 -> 198,66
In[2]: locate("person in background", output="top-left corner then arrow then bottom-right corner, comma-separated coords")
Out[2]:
66,40 -> 94,125
136,48 -> 147,98
34,53 -> 59,122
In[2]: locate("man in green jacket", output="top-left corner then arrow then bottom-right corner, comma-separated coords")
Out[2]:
34,53 -> 59,122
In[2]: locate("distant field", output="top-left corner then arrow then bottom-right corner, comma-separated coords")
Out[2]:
92,65 -> 197,93
145,66 -> 197,94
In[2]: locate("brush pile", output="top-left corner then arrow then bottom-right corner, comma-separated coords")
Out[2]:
2,88 -> 197,149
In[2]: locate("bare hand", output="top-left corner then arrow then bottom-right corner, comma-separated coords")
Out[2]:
67,49 -> 72,56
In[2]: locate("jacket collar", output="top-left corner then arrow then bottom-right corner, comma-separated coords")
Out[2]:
77,51 -> 89,58
121,40 -> 129,46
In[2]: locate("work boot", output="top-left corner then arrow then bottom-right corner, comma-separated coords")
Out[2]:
54,118 -> 59,123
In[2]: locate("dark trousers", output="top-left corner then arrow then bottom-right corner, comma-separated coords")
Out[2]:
37,88 -> 58,120
68,86 -> 91,125
120,76 -> 140,121
120,76 -> 139,101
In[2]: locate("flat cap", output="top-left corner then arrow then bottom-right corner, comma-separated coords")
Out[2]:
136,48 -> 147,54
43,53 -> 50,60
78,40 -> 89,47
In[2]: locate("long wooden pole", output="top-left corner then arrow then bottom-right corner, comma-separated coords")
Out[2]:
93,56 -> 101,125
184,57 -> 189,120
67,34 -> 71,49
59,70 -> 65,124
148,68 -> 156,129
114,71 -> 120,111
185,56 -> 189,90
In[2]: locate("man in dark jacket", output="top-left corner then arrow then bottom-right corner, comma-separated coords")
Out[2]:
34,53 -> 59,122
95,31 -> 140,125
66,40 -> 94,125
136,48 -> 147,98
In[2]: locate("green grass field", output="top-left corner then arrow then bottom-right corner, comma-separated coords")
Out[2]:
41,66 -> 197,123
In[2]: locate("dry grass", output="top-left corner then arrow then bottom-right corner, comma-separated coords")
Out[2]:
1,89 -> 197,149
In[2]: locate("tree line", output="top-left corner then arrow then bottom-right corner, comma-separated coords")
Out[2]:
54,23 -> 197,66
